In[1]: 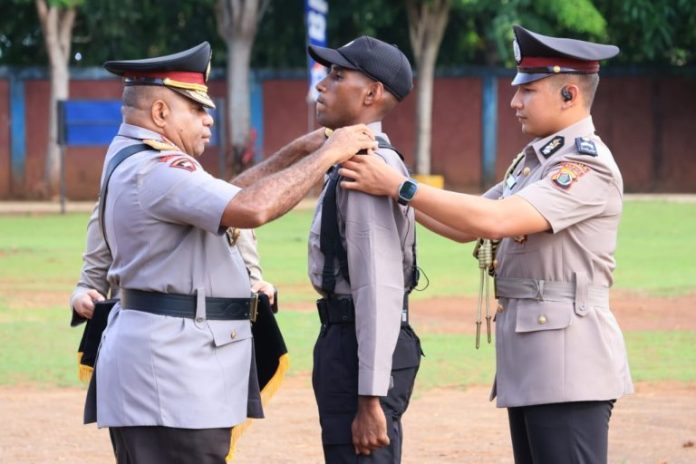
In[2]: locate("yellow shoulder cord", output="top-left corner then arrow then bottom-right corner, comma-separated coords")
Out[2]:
472,151 -> 524,348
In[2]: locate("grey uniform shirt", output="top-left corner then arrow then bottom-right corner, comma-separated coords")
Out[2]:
485,116 -> 633,407
94,123 -> 254,428
308,121 -> 416,396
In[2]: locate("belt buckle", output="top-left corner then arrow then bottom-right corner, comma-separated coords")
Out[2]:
250,293 -> 259,323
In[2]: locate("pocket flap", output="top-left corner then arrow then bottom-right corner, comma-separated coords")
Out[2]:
391,327 -> 422,370
208,320 -> 252,347
515,300 -> 573,333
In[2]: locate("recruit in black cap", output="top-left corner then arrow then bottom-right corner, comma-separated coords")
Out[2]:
308,36 -> 413,101
511,25 -> 619,85
104,42 -> 215,108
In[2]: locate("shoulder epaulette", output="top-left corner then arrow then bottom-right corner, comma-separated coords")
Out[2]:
575,137 -> 598,157
143,139 -> 179,151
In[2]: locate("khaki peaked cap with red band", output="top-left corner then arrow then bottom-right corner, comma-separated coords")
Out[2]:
104,42 -> 215,109
511,25 -> 619,86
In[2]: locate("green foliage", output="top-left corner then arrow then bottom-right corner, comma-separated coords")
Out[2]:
625,331 -> 696,382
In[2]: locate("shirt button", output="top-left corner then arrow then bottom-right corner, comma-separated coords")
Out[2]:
230,330 -> 237,340
196,317 -> 204,323
538,315 -> 547,325
522,167 -> 531,176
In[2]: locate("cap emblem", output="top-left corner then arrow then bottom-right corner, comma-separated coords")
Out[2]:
513,39 -> 521,63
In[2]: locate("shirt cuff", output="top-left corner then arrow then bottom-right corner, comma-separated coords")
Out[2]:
358,367 -> 391,396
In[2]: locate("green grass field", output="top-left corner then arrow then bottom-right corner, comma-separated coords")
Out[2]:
0,200 -> 694,387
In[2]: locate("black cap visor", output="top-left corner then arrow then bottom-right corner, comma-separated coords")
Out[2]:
308,45 -> 358,70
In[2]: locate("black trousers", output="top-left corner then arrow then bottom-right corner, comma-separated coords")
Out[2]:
507,400 -> 615,464
109,426 -> 231,464
313,323 -> 422,464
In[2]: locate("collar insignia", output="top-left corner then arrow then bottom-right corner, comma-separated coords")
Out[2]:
575,137 -> 598,156
540,136 -> 564,158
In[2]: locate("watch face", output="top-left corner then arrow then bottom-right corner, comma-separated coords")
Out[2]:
400,179 -> 418,200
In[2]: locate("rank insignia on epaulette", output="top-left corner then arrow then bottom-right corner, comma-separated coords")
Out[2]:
143,139 -> 178,151
575,137 -> 598,156
540,136 -> 564,157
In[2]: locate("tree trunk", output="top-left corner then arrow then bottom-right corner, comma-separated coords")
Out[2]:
36,0 -> 76,198
406,0 -> 450,176
216,0 -> 269,177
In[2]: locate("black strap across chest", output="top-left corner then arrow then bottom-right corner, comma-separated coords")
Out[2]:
319,136 -> 418,295
98,143 -> 149,254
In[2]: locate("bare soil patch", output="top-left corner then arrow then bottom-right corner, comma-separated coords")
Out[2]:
1,292 -> 695,463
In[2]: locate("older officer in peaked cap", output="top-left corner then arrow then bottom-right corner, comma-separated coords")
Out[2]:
87,42 -> 376,463
338,26 -> 633,464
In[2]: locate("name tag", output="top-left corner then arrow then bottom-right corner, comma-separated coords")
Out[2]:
506,174 -> 517,189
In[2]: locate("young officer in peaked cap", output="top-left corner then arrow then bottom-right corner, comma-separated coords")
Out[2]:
80,41 -> 377,463
337,26 -> 634,464
307,36 -> 422,463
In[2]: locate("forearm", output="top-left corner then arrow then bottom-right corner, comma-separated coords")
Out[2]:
415,210 -> 478,243
231,136 -> 315,188
411,185 -> 548,239
222,146 -> 334,228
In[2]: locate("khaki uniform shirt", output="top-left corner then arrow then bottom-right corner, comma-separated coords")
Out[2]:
93,123 -> 255,428
308,122 -> 416,396
484,116 -> 634,407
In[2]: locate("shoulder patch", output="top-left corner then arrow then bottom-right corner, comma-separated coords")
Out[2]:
550,162 -> 589,190
157,154 -> 198,172
143,139 -> 179,151
540,136 -> 564,158
575,137 -> 598,156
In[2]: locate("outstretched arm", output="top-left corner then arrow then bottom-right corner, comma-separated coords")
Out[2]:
231,128 -> 326,188
339,154 -> 549,240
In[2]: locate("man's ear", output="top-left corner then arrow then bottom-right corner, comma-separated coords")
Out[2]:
151,100 -> 169,128
364,81 -> 384,106
560,84 -> 579,108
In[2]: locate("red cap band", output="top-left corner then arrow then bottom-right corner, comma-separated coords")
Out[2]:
123,71 -> 205,85
519,56 -> 599,73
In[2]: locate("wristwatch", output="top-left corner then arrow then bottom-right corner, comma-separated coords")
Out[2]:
397,178 -> 418,205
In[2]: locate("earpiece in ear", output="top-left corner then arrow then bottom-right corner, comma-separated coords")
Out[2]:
561,87 -> 572,102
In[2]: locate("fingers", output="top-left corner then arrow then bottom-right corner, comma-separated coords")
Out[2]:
251,281 -> 275,304
86,289 -> 105,302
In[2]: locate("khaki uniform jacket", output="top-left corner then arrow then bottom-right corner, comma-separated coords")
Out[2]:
91,123 -> 255,428
485,116 -> 634,407
308,121 -> 416,396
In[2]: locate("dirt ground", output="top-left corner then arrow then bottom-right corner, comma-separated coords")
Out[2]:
1,291 -> 695,464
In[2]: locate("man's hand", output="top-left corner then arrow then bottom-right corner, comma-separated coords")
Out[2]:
322,124 -> 377,165
299,127 -> 328,155
352,396 -> 390,455
339,154 -> 405,197
251,280 -> 275,306
73,289 -> 105,320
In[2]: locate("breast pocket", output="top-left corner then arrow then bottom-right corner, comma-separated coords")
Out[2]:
515,300 -> 574,333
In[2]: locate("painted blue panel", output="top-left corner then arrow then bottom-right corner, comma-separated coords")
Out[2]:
9,74 -> 26,184
250,74 -> 264,162
481,74 -> 498,188
60,100 -> 219,147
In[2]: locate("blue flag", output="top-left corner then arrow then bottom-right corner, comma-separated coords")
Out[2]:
306,0 -> 328,101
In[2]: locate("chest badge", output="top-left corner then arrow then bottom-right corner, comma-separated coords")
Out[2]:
540,136 -> 565,158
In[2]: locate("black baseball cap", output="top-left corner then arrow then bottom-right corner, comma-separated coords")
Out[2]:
308,36 -> 413,101
511,25 -> 619,85
104,42 -> 215,108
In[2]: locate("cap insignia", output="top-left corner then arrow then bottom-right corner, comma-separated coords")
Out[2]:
551,162 -> 589,190
540,136 -> 565,158
575,137 -> 598,156
513,39 -> 521,63
553,65 -> 561,73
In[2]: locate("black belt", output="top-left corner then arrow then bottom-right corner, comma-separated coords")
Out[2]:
121,289 -> 258,322
317,295 -> 409,326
